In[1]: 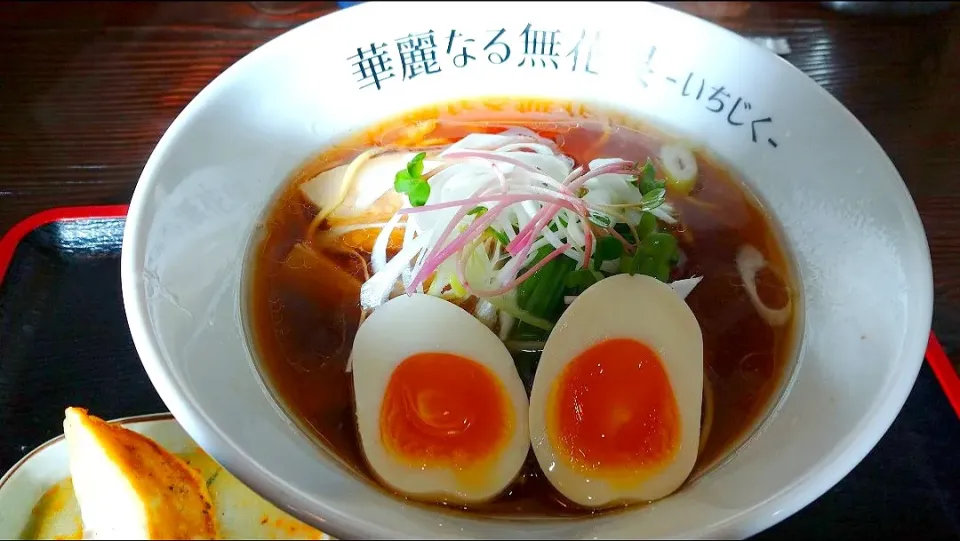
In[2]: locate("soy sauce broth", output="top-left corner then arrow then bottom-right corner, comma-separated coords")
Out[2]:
246,98 -> 800,517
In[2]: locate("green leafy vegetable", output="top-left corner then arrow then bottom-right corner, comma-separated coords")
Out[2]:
407,181 -> 430,207
467,206 -> 487,217
636,211 -> 658,240
407,151 -> 426,177
614,223 -> 635,245
394,152 -> 430,206
612,212 -> 656,249
637,158 -> 666,195
638,158 -> 656,184
393,174 -> 415,194
639,177 -> 666,196
486,227 -> 509,245
593,235 -> 623,263
641,187 -> 666,210
642,232 -> 678,262
670,248 -> 681,266
623,232 -> 678,282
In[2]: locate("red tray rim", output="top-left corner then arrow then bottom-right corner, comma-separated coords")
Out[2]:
0,205 -> 129,283
1,204 -> 957,419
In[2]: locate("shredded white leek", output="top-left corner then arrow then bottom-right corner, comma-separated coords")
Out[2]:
346,128 -> 695,333
669,276 -> 703,300
736,245 -> 791,327
361,233 -> 429,310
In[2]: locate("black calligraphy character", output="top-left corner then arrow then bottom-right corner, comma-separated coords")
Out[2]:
483,29 -> 511,64
749,115 -> 777,147
446,30 -> 476,68
348,43 -> 395,91
395,31 -> 441,80
639,45 -> 657,87
706,86 -> 731,113
681,73 -> 705,99
518,23 -> 561,68
726,97 -> 751,125
567,30 -> 599,74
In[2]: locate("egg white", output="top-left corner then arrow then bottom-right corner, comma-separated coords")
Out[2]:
529,273 -> 704,508
350,293 -> 530,505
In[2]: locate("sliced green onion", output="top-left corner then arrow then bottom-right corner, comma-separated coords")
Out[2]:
588,211 -> 613,228
486,227 -> 509,245
641,187 -> 666,210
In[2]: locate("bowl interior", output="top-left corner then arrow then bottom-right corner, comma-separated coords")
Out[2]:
120,2 -> 933,539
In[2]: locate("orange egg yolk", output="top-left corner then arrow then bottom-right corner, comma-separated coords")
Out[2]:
549,338 -> 681,475
380,352 -> 512,467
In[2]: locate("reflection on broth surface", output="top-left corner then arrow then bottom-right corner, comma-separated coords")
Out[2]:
247,98 -> 799,516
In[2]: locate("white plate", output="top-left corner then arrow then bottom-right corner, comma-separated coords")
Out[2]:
0,414 -> 331,540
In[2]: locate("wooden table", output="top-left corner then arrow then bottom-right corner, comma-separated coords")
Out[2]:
1,1 -> 958,538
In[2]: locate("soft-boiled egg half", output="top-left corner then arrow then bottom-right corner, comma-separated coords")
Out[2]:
350,293 -> 530,505
529,274 -> 704,508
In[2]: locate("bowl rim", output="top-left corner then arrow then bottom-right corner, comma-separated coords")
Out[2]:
120,2 -> 934,538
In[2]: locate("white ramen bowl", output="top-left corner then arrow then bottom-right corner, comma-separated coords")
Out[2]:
120,2 -> 933,539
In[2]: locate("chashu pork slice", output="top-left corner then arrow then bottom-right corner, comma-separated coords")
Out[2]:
63,407 -> 218,540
